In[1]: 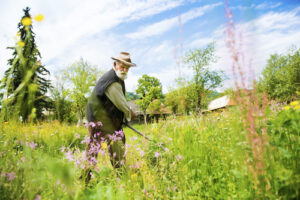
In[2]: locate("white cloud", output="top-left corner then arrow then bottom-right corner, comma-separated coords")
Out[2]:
231,1 -> 282,11
211,7 -> 300,90
126,2 -> 222,39
0,0 -> 185,77
1,0 -> 299,95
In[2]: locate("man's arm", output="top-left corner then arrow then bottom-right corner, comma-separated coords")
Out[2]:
105,82 -> 132,121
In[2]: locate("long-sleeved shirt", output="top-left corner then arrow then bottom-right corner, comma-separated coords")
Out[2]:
105,82 -> 131,121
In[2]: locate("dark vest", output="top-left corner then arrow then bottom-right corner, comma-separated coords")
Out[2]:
87,69 -> 125,130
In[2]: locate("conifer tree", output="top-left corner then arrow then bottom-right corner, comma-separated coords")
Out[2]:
0,7 -> 52,121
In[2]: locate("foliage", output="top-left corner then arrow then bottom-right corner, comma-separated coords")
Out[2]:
0,7 -> 52,122
147,99 -> 162,115
125,92 -> 140,101
266,101 -> 300,199
136,75 -> 163,124
63,58 -> 103,121
184,42 -> 224,112
0,103 -> 299,199
258,47 -> 300,102
165,84 -> 196,115
50,75 -> 77,123
165,82 -> 219,115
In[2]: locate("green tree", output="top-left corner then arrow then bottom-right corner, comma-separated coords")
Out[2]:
63,58 -> 103,121
125,92 -> 140,101
165,89 -> 179,114
258,47 -> 300,101
50,75 -> 76,123
165,83 -> 197,115
0,7 -> 52,121
136,75 -> 163,124
185,42 -> 224,113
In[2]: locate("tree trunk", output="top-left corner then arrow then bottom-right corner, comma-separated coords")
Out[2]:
143,112 -> 147,125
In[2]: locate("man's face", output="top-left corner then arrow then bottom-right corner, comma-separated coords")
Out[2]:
114,62 -> 130,80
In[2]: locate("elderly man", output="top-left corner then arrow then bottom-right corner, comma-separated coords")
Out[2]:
84,52 -> 136,180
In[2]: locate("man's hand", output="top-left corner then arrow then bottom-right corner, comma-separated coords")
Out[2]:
131,110 -> 137,120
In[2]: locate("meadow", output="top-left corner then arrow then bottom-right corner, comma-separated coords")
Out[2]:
0,102 -> 299,200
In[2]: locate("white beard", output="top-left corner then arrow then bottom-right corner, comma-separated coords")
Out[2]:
115,69 -> 128,80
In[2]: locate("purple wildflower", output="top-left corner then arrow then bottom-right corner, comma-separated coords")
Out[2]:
65,150 -> 74,161
154,151 -> 160,158
30,142 -> 36,150
99,149 -> 106,156
176,154 -> 183,161
89,157 -> 97,166
140,150 -> 145,157
7,172 -> 16,181
90,172 -> 94,179
34,195 -> 41,200
75,133 -> 80,139
61,146 -> 66,153
115,130 -> 124,138
81,136 -> 91,144
90,122 -> 96,128
96,121 -> 103,127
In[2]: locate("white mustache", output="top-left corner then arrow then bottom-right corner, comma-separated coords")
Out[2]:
116,70 -> 128,80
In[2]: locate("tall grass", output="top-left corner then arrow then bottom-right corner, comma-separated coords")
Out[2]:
1,105 -> 299,199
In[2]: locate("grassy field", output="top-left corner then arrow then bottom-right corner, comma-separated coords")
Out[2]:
0,104 -> 299,199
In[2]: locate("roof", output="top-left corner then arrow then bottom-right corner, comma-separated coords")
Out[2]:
207,95 -> 235,111
127,100 -> 142,114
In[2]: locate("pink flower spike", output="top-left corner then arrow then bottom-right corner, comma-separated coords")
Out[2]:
154,152 -> 160,158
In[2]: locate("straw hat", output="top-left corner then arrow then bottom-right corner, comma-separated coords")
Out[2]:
111,52 -> 136,67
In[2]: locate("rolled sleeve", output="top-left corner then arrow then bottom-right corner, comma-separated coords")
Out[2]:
105,82 -> 132,121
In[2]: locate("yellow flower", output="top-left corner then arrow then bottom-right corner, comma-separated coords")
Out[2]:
294,105 -> 300,110
131,173 -> 137,179
21,17 -> 32,26
17,40 -> 25,47
34,14 -> 44,22
290,101 -> 299,106
284,106 -> 290,110
101,142 -> 107,149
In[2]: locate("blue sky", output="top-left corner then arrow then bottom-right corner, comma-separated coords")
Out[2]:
0,0 -> 299,93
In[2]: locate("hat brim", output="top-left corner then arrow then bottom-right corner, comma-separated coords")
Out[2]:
111,57 -> 136,67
